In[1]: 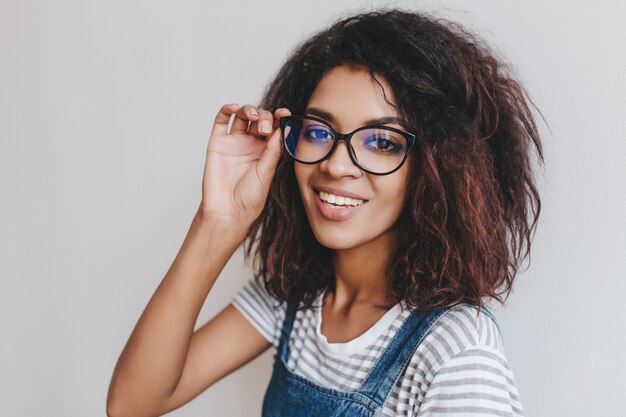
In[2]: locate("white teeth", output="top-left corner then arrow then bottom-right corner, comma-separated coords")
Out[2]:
318,191 -> 364,206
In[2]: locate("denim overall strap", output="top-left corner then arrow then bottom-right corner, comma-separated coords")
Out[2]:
473,304 -> 501,334
358,307 -> 451,406
481,305 -> 497,323
264,294 -> 384,416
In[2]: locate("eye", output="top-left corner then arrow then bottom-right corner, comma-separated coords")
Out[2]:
302,124 -> 333,143
373,137 -> 394,150
362,133 -> 404,154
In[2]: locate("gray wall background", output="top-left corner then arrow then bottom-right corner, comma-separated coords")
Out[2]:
1,0 -> 625,416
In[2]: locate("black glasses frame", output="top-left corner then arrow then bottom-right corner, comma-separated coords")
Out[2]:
279,115 -> 417,176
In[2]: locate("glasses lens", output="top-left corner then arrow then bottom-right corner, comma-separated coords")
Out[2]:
283,117 -> 410,174
352,128 -> 408,173
284,118 -> 334,162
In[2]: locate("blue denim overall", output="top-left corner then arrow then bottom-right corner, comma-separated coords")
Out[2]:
262,295 -> 496,417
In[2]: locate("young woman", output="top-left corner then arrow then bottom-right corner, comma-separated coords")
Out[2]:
107,9 -> 543,417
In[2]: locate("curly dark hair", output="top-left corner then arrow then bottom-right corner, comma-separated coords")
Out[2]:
242,8 -> 544,312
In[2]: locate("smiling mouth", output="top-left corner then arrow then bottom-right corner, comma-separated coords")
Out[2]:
315,190 -> 368,207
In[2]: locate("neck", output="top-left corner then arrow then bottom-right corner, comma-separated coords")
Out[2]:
328,230 -> 398,311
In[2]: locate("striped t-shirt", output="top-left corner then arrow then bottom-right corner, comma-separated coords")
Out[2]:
231,278 -> 523,416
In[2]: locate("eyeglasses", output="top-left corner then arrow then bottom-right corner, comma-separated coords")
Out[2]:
279,115 -> 416,175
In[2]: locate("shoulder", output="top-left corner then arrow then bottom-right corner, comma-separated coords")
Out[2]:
414,303 -> 513,384
407,304 -> 523,416
230,278 -> 287,349
423,303 -> 505,360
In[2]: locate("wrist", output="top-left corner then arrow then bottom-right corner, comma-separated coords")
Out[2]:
193,207 -> 251,241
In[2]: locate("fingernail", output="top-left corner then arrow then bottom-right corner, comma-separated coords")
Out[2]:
250,108 -> 259,116
260,120 -> 271,134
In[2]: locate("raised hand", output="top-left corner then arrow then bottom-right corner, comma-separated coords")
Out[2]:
198,103 -> 291,230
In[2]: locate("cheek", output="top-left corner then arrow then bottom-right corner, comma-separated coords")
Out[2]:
374,172 -> 410,220
293,164 -> 314,204
382,187 -> 407,221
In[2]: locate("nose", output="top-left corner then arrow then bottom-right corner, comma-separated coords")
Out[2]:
318,139 -> 362,178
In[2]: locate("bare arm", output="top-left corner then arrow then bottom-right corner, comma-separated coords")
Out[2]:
108,211 -> 269,416
106,103 -> 291,417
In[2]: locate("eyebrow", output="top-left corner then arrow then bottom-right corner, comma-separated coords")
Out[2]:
304,107 -> 406,128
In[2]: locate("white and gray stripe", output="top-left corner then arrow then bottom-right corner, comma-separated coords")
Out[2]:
231,279 -> 523,416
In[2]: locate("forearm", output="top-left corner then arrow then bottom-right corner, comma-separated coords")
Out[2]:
107,208 -> 247,416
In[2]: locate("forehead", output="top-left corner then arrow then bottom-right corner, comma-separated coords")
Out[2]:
306,66 -> 400,131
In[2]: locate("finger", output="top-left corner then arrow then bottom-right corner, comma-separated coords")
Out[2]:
250,109 -> 274,137
272,107 -> 292,130
230,104 -> 260,134
256,124 -> 284,187
211,103 -> 240,137
251,107 -> 289,135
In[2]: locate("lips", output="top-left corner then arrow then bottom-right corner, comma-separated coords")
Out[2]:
313,189 -> 367,221
312,185 -> 369,201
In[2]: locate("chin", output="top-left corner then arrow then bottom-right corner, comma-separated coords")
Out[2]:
309,225 -> 366,251
315,237 -> 361,251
